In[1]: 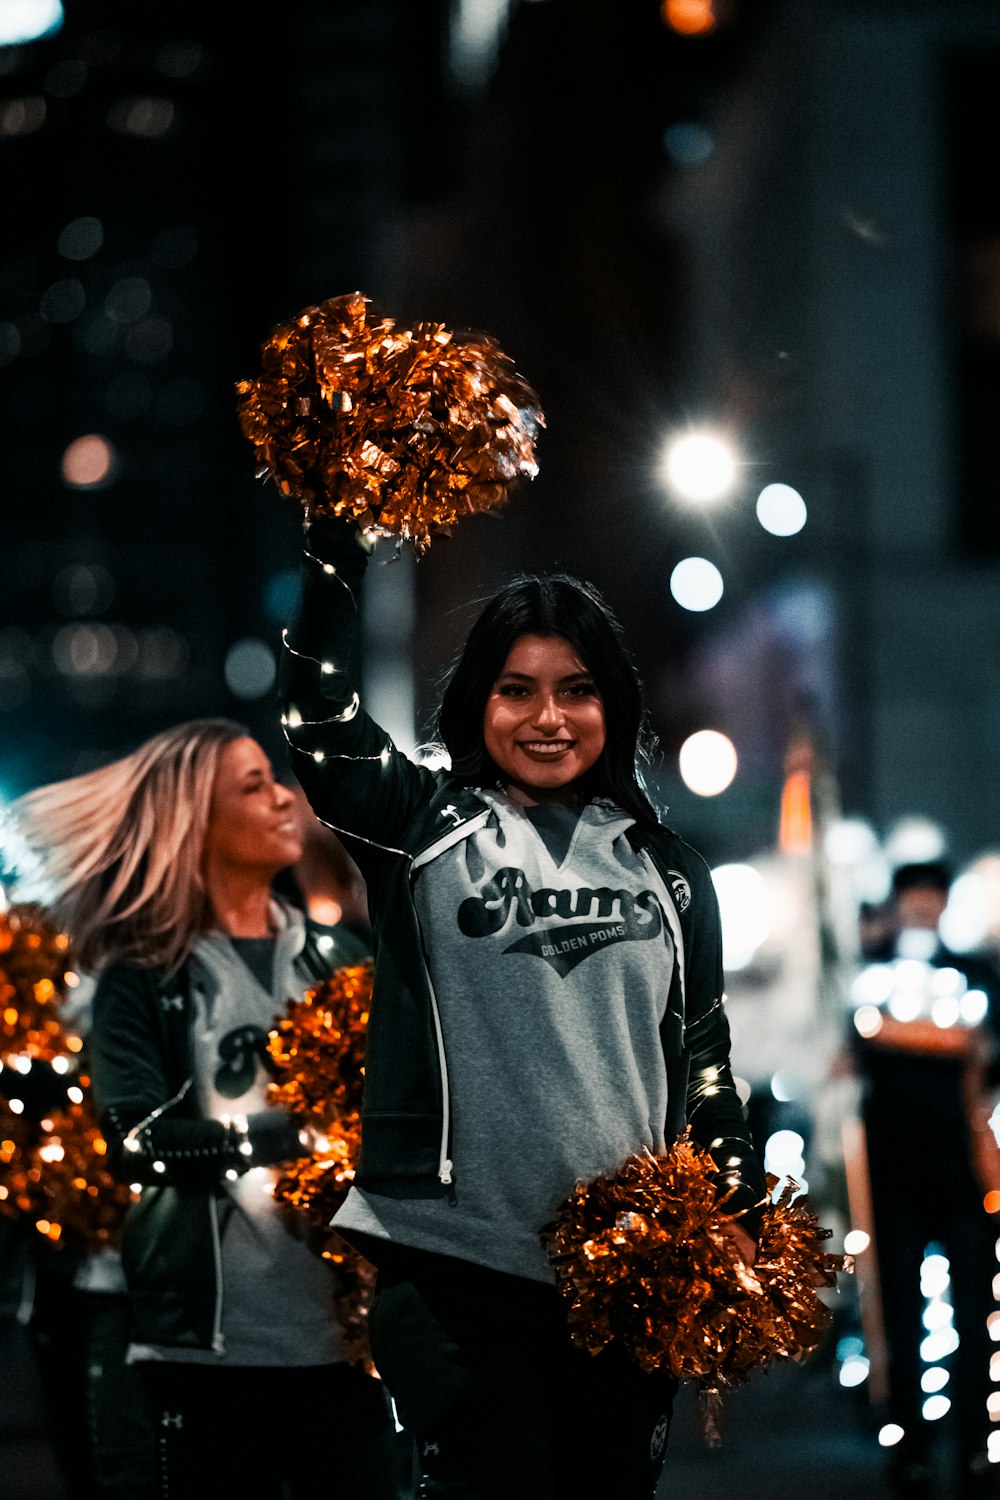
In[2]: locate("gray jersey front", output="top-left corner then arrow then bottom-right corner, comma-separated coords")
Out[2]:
335,794 -> 675,1283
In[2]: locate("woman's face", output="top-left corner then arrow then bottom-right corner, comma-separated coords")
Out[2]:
483,634 -> 606,802
203,738 -> 303,876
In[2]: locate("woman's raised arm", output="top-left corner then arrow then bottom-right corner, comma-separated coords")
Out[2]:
278,519 -> 438,860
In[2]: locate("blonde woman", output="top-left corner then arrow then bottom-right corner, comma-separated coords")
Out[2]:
14,719 -> 397,1500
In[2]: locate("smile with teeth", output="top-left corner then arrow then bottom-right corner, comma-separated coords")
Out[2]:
518,741 -> 575,754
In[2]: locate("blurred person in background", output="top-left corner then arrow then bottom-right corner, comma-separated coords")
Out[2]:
13,719 -> 398,1500
852,860 -> 1000,1499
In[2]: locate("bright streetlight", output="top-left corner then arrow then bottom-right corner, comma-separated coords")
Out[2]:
660,429 -> 739,504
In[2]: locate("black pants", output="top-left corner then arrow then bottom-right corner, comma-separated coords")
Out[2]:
86,1294 -> 158,1499
28,1274 -> 156,1499
138,1360 -> 400,1499
367,1246 -> 677,1500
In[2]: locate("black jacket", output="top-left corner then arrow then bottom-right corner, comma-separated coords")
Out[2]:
280,525 -> 765,1230
91,918 -> 367,1352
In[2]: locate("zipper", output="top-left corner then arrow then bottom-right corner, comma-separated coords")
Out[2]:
408,805 -> 489,1186
407,875 -> 454,1187
208,1195 -> 225,1355
419,933 -> 454,1187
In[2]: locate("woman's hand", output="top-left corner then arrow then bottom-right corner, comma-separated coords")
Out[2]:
722,1220 -> 757,1267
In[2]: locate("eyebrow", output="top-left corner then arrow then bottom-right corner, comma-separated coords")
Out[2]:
494,670 -> 595,684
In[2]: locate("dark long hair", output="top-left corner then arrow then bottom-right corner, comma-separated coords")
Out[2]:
436,572 -> 660,827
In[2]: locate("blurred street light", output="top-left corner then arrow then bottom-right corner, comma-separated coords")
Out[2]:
0,0 -> 63,45
662,0 -> 717,37
660,428 -> 739,504
669,556 -> 724,611
679,728 -> 737,796
756,482 -> 807,536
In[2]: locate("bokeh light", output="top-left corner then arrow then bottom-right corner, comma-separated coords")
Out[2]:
853,1005 -> 883,1039
920,1327 -> 959,1361
763,1129 -> 805,1180
669,556 -> 724,612
57,215 -> 104,261
756,483 -> 807,536
770,1070 -> 800,1103
940,869 -> 994,953
678,729 -> 737,795
105,278 -> 151,324
0,323 -> 20,366
224,639 -> 276,700
839,1355 -> 869,1388
0,96 -> 46,135
662,0 -> 716,37
663,121 -> 714,166
52,563 -> 115,616
125,315 -> 172,363
154,41 -> 204,79
711,863 -> 770,970
661,430 -> 738,503
0,0 -> 63,46
60,434 -> 116,489
884,815 -> 947,866
920,1254 -> 950,1298
106,96 -> 175,138
40,278 -> 84,323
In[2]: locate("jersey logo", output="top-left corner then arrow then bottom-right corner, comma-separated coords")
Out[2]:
666,870 -> 691,913
457,867 -> 670,977
650,1414 -> 670,1461
214,1024 -> 271,1098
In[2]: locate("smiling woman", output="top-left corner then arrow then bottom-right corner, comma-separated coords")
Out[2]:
483,634 -> 607,800
10,720 -> 397,1500
278,516 -> 766,1500
201,738 -> 304,923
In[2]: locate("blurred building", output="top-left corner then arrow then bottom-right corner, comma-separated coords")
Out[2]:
665,0 -> 1000,864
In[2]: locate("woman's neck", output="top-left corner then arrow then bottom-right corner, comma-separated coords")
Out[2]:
503,782 -> 584,809
205,865 -> 275,938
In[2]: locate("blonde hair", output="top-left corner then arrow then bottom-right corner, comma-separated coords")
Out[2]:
12,718 -> 247,973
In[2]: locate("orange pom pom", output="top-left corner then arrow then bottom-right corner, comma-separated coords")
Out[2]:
236,292 -> 544,551
266,962 -> 375,1366
543,1129 -> 850,1434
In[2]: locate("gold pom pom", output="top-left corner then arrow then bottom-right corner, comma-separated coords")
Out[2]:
267,962 -> 374,1365
0,903 -> 78,1061
21,1101 -> 132,1249
0,907 -> 131,1250
543,1129 -> 850,1432
236,292 -> 544,551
